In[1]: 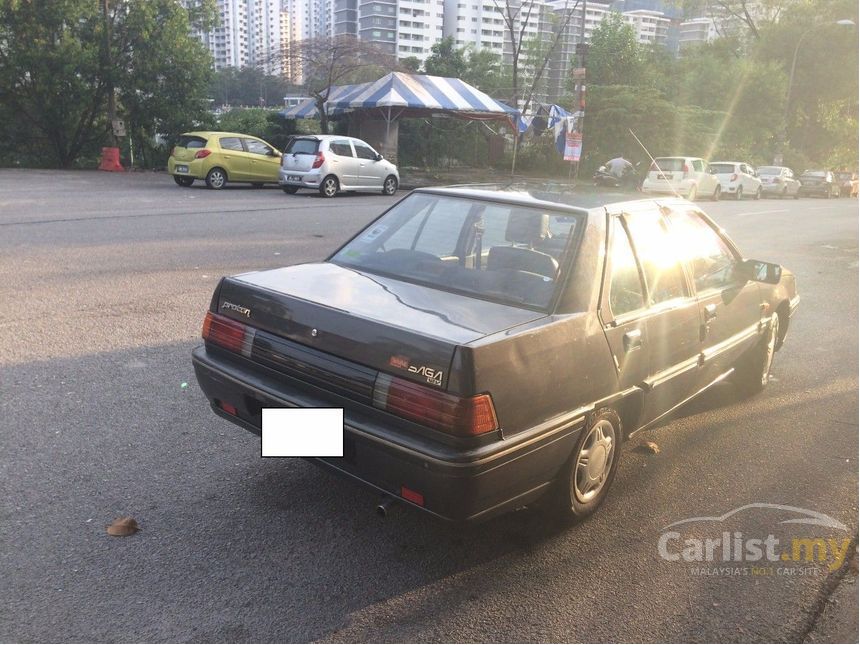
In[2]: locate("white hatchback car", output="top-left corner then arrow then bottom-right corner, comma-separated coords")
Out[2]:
279,135 -> 400,198
641,156 -> 722,201
710,161 -> 762,200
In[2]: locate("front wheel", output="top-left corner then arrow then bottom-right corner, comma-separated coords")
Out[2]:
173,175 -> 194,187
382,175 -> 398,196
319,175 -> 339,198
712,185 -> 721,201
687,185 -> 697,201
735,186 -> 743,201
733,313 -> 780,396
545,408 -> 622,523
205,167 -> 227,190
755,187 -> 762,200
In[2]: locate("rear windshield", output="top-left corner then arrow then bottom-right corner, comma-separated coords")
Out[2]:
177,135 -> 207,149
285,138 -> 320,155
802,171 -> 826,178
757,166 -> 781,175
330,193 -> 583,310
651,158 -> 685,172
709,163 -> 735,174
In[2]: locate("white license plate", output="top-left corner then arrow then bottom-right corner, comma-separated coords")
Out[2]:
288,175 -> 301,182
176,165 -> 189,173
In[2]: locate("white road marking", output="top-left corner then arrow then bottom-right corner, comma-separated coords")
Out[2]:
736,209 -> 788,216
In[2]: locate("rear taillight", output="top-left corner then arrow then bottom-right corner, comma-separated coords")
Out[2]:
372,374 -> 499,437
730,173 -> 738,182
311,151 -> 325,169
195,149 -> 212,159
683,163 -> 690,175
202,311 -> 255,357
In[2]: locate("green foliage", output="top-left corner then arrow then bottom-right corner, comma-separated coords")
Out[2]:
217,108 -> 273,139
424,37 -> 468,78
399,56 -> 422,72
0,0 -> 216,168
209,67 -> 297,108
586,12 -> 646,87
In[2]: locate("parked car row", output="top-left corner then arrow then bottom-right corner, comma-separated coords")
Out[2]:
640,156 -> 856,201
167,131 -> 400,198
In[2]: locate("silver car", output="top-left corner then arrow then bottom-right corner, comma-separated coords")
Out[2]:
279,135 -> 400,198
756,166 -> 801,199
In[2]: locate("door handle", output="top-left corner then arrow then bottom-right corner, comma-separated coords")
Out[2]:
623,328 -> 643,352
704,303 -> 718,322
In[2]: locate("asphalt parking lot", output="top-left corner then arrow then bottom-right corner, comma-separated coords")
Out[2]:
1,169 -> 857,642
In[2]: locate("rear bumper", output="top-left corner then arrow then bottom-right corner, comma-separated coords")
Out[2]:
191,345 -> 581,523
278,168 -> 323,189
168,157 -> 206,179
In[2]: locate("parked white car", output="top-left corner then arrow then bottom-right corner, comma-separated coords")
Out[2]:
279,135 -> 400,198
710,161 -> 762,200
641,156 -> 722,201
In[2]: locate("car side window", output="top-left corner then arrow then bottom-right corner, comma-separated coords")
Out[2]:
622,210 -> 687,304
608,219 -> 646,317
244,138 -> 274,156
353,143 -> 377,160
330,140 -> 354,157
667,210 -> 740,292
692,159 -> 704,173
220,137 -> 243,152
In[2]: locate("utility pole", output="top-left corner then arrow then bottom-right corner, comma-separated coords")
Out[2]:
102,0 -> 117,148
572,0 -> 587,183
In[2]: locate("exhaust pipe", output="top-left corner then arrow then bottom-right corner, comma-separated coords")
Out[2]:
376,496 -> 395,518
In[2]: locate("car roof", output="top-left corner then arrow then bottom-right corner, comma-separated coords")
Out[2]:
710,161 -> 743,165
291,134 -> 364,142
413,183 -> 693,214
182,131 -> 266,140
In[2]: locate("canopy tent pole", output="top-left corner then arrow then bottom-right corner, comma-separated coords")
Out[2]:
510,116 -> 519,176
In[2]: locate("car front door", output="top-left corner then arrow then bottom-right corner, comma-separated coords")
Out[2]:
218,136 -> 251,180
621,205 -> 703,424
243,137 -> 281,182
354,141 -> 386,187
665,207 -> 765,385
329,139 -> 359,187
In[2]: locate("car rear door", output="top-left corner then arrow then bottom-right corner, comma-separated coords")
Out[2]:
664,206 -> 764,385
218,136 -> 251,180
243,137 -> 281,182
617,204 -> 703,424
354,140 -> 385,187
329,139 -> 360,186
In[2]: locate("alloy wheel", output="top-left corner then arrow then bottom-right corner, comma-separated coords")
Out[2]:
573,419 -> 615,504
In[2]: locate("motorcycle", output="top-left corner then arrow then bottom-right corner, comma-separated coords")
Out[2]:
593,163 -> 641,190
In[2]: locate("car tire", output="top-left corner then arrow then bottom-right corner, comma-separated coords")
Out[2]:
173,176 -> 194,187
282,186 -> 299,195
205,167 -> 227,190
733,312 -> 779,396
545,407 -> 622,523
319,175 -> 339,198
712,185 -> 721,201
687,185 -> 697,201
382,175 -> 398,196
755,187 -> 762,200
735,186 -> 743,201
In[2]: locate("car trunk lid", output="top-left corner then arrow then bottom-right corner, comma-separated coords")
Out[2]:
281,138 -> 321,172
172,135 -> 209,162
215,263 -> 546,390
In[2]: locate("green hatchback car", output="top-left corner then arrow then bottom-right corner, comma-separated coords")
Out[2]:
168,131 -> 283,189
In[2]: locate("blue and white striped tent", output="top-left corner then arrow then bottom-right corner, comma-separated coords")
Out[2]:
281,72 -> 518,122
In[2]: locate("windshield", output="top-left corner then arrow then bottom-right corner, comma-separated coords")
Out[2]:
330,193 -> 583,310
709,163 -> 735,174
757,166 -> 781,175
285,138 -> 320,155
651,158 -> 685,172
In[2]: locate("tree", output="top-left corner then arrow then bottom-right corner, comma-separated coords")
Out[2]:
424,37 -> 467,78
0,0 -> 216,168
492,0 -> 581,113
399,56 -> 422,73
285,35 -> 397,134
209,67 -> 296,108
586,12 -> 645,87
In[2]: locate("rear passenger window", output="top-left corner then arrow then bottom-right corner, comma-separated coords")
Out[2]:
330,140 -> 354,157
220,137 -> 243,151
609,219 -> 645,317
623,210 -> 687,304
667,210 -> 740,292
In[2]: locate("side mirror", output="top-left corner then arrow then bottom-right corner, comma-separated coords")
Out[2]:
375,153 -> 384,161
739,259 -> 782,284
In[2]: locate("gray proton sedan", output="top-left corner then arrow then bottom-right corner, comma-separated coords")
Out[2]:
192,185 -> 799,524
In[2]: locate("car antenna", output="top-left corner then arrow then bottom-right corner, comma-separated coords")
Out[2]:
628,128 -> 681,199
